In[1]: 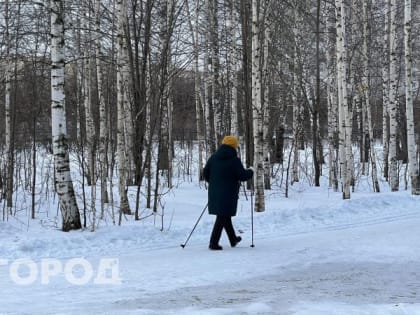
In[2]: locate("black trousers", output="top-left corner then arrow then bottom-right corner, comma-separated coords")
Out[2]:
209,215 -> 237,246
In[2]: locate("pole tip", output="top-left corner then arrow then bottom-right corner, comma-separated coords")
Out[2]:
180,244 -> 185,248
250,244 -> 255,248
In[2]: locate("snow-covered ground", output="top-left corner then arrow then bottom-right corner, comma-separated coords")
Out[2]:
1,168 -> 420,314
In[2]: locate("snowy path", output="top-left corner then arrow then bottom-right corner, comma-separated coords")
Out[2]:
119,261 -> 420,315
3,213 -> 418,315
2,183 -> 420,315
109,215 -> 420,315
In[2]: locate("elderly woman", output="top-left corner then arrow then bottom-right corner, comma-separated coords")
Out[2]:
203,136 -> 254,250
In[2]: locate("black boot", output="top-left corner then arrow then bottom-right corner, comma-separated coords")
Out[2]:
209,244 -> 223,250
209,216 -> 224,249
231,236 -> 242,247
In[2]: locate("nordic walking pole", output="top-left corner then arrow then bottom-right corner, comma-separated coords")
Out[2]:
180,203 -> 208,248
250,187 -> 255,248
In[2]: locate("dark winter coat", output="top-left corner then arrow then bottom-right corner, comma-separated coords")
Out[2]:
203,144 -> 253,217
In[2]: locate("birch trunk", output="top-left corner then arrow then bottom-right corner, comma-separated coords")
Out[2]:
326,0 -> 338,191
336,0 -> 351,199
382,0 -> 390,180
204,0 -> 214,156
388,0 -> 399,191
262,21 -> 271,190
229,1 -> 240,137
50,0 -> 82,231
84,48 -> 97,229
96,0 -> 109,218
404,0 -> 419,194
4,0 -> 13,215
5,65 -> 12,215
313,0 -> 322,187
166,0 -> 174,188
82,6 -> 96,226
189,0 -> 204,180
121,1 -> 134,186
210,0 -> 221,142
252,0 -> 265,212
116,0 -> 131,215
362,0 -> 380,193
292,6 -> 300,184
83,8 -> 95,187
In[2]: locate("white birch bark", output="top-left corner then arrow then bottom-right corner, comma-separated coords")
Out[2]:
404,0 -> 419,194
189,0 -> 204,180
382,0 -> 390,180
262,4 -> 271,190
292,69 -> 300,184
50,0 -> 81,231
210,0 -> 221,143
326,0 -> 338,191
116,0 -> 131,214
292,4 -> 300,184
166,91 -> 173,188
82,7 -> 96,227
4,0 -> 13,214
83,47 -> 97,229
120,0 -> 134,185
252,0 -> 265,212
388,0 -> 399,191
4,0 -> 12,213
83,8 -> 95,186
362,0 -> 380,193
336,0 -> 351,199
96,0 -> 109,217
229,1 -> 240,137
203,58 -> 212,158
121,29 -> 136,185
168,0 -> 174,188
4,61 -> 11,208
166,0 -> 174,188
204,0 -> 213,156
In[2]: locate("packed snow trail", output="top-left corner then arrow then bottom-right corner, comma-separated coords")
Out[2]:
1,182 -> 420,314
2,213 -> 419,315
109,215 -> 420,315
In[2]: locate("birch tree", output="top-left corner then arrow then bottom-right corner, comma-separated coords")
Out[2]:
203,0 -> 215,156
404,0 -> 419,194
326,0 -> 338,191
228,0 -> 240,138
82,6 -> 97,228
50,0 -> 82,231
240,0 -> 254,173
382,0 -> 390,180
312,0 -> 322,187
209,0 -> 222,142
291,2 -> 301,185
186,0 -> 204,181
116,0 -> 131,215
361,0 -> 380,193
388,0 -> 399,191
4,0 -> 13,215
336,0 -> 351,199
252,0 -> 265,212
261,1 -> 271,190
96,0 -> 109,217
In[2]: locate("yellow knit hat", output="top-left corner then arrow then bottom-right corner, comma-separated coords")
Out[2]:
221,135 -> 239,149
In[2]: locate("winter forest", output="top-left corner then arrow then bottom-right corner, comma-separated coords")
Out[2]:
0,0 -> 420,231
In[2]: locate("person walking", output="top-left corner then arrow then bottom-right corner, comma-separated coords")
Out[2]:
203,135 -> 254,250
